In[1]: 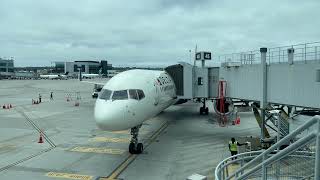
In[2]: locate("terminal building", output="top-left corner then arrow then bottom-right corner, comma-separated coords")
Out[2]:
54,60 -> 112,77
0,58 -> 14,78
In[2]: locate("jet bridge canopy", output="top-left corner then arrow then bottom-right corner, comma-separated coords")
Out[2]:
165,62 -> 219,99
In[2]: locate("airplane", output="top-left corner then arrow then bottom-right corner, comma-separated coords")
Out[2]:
94,69 -> 177,154
81,73 -> 99,79
40,72 -> 69,80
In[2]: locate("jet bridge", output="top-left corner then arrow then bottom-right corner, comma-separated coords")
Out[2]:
165,62 -> 219,100
166,43 -> 320,110
165,42 -> 320,143
165,52 -> 220,115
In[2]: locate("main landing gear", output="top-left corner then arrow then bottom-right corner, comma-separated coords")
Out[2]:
199,99 -> 209,115
129,125 -> 144,154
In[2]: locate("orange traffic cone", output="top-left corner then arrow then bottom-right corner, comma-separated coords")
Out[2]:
236,116 -> 240,125
38,132 -> 44,143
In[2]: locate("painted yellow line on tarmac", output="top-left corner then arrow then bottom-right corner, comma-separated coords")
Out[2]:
0,144 -> 15,149
109,130 -> 148,135
90,137 -> 130,143
46,172 -> 93,180
110,130 -> 129,134
69,147 -> 125,155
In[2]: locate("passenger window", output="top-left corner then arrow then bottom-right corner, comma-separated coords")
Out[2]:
137,89 -> 145,100
99,89 -> 112,100
112,90 -> 128,100
129,89 -> 138,100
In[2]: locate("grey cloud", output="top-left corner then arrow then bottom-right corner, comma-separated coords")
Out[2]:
0,0 -> 319,67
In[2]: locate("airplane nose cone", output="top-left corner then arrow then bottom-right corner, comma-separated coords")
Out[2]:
94,99 -> 127,131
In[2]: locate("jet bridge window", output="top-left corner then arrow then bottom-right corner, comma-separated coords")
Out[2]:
99,89 -> 112,100
129,89 -> 138,100
112,90 -> 128,100
137,89 -> 145,100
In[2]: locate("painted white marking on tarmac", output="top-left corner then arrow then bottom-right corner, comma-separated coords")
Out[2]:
69,147 -> 125,155
89,137 -> 130,143
46,172 -> 93,180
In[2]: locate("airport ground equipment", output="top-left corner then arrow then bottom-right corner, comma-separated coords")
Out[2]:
215,115 -> 320,180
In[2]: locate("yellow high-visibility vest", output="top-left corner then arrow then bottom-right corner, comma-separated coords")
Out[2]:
229,141 -> 238,151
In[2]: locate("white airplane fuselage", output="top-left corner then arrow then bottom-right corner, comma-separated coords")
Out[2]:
40,74 -> 68,80
82,74 -> 99,79
94,69 -> 177,131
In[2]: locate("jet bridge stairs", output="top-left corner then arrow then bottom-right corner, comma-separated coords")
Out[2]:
214,115 -> 320,180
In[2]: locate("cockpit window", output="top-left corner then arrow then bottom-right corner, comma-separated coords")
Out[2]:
99,89 -> 112,100
112,90 -> 128,100
137,89 -> 145,100
129,89 -> 138,100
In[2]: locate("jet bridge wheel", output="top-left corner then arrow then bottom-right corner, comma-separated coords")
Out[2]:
199,107 -> 209,115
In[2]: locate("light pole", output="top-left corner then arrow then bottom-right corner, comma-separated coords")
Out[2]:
189,49 -> 192,64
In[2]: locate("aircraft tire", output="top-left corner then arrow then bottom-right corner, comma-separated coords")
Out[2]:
137,143 -> 143,154
129,143 -> 135,154
200,107 -> 203,115
205,107 -> 209,115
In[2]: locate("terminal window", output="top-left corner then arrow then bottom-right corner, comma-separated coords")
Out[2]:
74,65 -> 85,72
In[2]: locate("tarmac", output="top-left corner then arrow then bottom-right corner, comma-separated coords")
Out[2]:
0,79 -> 275,180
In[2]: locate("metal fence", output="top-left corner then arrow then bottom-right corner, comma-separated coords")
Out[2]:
215,115 -> 320,180
215,42 -> 320,65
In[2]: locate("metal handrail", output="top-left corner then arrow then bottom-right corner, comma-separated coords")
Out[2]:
215,150 -> 316,180
215,41 -> 320,64
238,133 -> 316,180
215,115 -> 320,180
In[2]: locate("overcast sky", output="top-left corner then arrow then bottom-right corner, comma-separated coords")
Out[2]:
1,0 -> 320,67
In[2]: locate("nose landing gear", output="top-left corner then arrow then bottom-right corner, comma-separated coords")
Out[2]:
129,125 -> 144,154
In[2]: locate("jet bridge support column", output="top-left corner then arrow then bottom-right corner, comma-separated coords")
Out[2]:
260,47 -> 268,180
260,47 -> 268,141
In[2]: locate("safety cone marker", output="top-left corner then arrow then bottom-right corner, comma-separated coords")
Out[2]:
38,131 -> 44,143
236,116 -> 241,125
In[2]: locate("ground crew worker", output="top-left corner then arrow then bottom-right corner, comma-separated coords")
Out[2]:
50,92 -> 53,100
229,137 -> 247,159
39,94 -> 42,103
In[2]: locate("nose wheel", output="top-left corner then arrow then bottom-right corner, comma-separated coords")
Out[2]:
129,125 -> 144,154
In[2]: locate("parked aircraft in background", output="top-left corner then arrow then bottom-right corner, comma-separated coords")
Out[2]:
40,72 -> 69,80
81,74 -> 99,79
